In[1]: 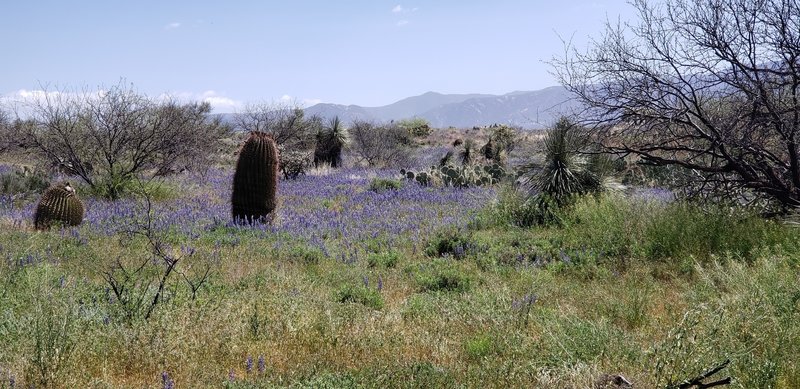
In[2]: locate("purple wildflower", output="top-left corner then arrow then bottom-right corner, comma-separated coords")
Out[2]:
258,355 -> 266,374
246,356 -> 253,374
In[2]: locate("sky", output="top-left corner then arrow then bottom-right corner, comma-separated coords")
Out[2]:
0,1 -> 638,112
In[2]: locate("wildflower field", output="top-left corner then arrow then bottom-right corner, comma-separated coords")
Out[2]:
1,166 -> 800,388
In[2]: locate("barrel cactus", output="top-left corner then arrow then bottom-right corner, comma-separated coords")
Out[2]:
33,181 -> 84,230
232,131 -> 279,224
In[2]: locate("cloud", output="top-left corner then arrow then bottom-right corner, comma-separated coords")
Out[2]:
392,5 -> 418,13
397,20 -> 409,26
0,88 -> 108,117
277,94 -> 323,107
194,90 -> 242,112
156,90 -> 243,112
165,22 -> 181,30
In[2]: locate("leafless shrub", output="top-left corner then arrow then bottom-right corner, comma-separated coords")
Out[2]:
553,0 -> 800,211
233,100 -> 321,150
348,120 -> 412,167
14,82 -> 231,199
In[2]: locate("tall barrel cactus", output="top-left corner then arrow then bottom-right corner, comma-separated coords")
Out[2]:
232,131 -> 279,223
34,181 -> 84,230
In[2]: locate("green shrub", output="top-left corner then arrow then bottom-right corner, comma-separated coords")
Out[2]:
78,178 -> 180,201
413,259 -> 473,293
424,228 -> 472,258
286,244 -> 326,265
336,283 -> 384,310
642,202 -> 786,263
369,177 -> 404,192
464,334 -> 494,359
0,167 -> 50,195
476,185 -> 542,228
555,195 -> 791,266
367,250 -> 400,268
561,194 -> 649,258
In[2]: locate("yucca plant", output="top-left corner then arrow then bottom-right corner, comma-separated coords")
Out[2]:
313,116 -> 348,168
460,139 -> 475,165
439,150 -> 454,167
521,117 -> 602,207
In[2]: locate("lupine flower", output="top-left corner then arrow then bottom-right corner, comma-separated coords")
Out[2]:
245,356 -> 253,374
512,293 -> 538,310
377,276 -> 383,292
258,355 -> 266,374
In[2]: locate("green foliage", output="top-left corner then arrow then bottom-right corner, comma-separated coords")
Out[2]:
367,251 -> 400,268
464,334 -> 495,359
79,178 -> 181,202
478,185 -> 565,228
412,259 -> 473,293
0,167 -> 50,196
521,117 -> 602,208
368,177 -> 404,192
424,228 -> 472,258
397,117 -> 432,137
641,202 -> 785,263
557,195 -> 792,266
232,131 -> 279,224
336,283 -> 384,310
26,302 -> 77,388
286,244 -> 326,265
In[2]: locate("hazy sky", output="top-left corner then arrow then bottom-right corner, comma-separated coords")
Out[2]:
0,1 -> 637,111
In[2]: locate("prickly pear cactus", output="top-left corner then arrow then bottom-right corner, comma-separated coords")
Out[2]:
34,181 -> 84,230
400,162 -> 506,188
232,131 -> 279,224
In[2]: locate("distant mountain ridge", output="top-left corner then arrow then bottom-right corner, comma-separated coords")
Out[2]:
305,86 -> 577,129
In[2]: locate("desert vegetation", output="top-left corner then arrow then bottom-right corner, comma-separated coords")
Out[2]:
1,0 -> 800,388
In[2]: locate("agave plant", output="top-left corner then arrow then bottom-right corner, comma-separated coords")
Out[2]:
313,116 -> 348,168
520,117 -> 602,207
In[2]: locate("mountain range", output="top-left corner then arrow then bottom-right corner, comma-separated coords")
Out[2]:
305,86 -> 577,129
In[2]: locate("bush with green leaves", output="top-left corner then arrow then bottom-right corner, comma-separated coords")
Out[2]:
424,228 -> 474,259
397,117 -> 432,137
367,250 -> 400,268
336,283 -> 384,310
0,167 -> 50,197
411,258 -> 474,293
368,177 -> 404,192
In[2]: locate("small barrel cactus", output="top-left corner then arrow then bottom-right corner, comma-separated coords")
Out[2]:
34,181 -> 84,230
232,131 -> 279,224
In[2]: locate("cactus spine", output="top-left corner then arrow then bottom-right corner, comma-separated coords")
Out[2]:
34,181 -> 84,230
232,131 -> 279,224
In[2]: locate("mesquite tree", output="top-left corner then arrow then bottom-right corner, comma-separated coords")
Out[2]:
554,0 -> 800,210
17,83 -> 231,199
